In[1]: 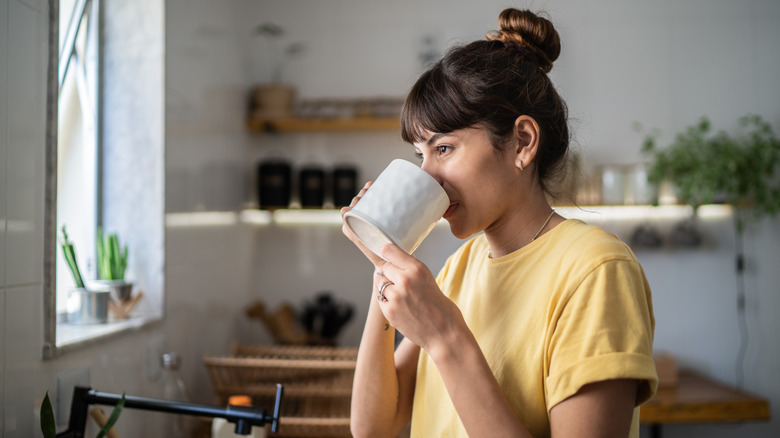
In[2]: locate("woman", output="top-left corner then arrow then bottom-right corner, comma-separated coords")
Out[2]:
342,8 -> 657,438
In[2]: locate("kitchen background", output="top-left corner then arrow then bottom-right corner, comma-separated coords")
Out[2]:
1,0 -> 779,436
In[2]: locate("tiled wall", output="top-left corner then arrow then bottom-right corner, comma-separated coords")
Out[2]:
1,0 -> 6,428
2,0 -> 47,435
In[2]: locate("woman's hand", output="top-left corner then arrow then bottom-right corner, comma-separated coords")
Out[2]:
374,243 -> 464,354
340,182 -> 386,269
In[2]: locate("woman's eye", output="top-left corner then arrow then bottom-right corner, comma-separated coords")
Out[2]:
436,145 -> 452,155
413,151 -> 423,161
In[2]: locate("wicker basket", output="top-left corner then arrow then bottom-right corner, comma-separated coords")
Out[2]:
204,344 -> 358,437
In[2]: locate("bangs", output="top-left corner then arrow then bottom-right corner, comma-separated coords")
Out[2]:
400,65 -> 478,144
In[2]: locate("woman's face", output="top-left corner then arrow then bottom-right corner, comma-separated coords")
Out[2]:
414,126 -> 520,239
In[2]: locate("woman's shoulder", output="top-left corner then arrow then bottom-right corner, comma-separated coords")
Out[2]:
551,219 -> 637,263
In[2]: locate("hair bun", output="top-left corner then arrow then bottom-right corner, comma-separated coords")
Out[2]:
486,8 -> 561,73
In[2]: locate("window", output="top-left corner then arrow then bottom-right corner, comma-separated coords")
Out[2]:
56,0 -> 99,315
43,0 -> 165,357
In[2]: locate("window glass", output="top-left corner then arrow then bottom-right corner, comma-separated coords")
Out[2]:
56,0 -> 98,313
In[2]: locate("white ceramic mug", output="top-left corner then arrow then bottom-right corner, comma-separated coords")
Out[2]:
344,159 -> 449,259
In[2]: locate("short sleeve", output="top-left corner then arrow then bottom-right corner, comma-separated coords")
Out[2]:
545,258 -> 658,411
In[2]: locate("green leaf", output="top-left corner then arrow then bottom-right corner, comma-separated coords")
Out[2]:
60,227 -> 85,288
40,391 -> 57,438
97,392 -> 125,438
97,228 -> 108,279
640,114 -> 780,220
97,230 -> 127,280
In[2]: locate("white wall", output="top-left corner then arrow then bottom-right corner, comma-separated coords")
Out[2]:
2,0 -> 47,434
167,1 -> 780,437
2,0 -> 779,437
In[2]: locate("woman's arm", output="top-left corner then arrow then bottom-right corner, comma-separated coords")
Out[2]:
350,288 -> 420,438
550,379 -> 638,437
431,332 -> 638,438
342,185 -> 420,438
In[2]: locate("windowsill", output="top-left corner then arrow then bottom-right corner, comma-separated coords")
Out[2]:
54,314 -> 162,354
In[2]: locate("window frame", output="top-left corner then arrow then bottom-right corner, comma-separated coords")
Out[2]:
43,0 -> 165,358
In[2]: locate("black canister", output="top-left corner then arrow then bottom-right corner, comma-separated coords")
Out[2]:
258,159 -> 292,209
332,166 -> 358,207
299,166 -> 326,208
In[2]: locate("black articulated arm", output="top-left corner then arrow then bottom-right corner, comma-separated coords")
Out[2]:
56,384 -> 283,437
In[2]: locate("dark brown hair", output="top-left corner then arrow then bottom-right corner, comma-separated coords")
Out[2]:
401,8 -> 570,195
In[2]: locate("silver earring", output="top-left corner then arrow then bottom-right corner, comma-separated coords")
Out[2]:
519,161 -> 525,171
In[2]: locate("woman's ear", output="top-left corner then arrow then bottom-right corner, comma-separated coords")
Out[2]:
513,115 -> 540,171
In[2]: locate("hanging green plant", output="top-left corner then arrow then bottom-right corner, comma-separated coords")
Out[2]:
641,113 -> 780,227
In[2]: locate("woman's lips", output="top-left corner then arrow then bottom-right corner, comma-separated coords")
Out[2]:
443,203 -> 458,219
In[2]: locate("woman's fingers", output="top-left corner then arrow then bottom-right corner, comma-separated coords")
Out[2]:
350,181 -> 372,207
340,181 -> 372,219
380,244 -> 416,271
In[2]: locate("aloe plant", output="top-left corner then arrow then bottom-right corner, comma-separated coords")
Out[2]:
60,226 -> 85,288
97,228 -> 128,281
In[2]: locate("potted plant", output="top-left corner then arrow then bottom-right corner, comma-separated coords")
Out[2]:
641,114 -> 779,383
89,228 -> 133,303
641,113 -> 780,231
60,226 -> 110,324
251,22 -> 306,120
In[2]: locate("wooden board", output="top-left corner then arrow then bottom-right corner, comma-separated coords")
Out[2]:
640,369 -> 771,424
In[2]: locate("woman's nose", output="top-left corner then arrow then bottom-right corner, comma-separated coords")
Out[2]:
421,161 -> 444,186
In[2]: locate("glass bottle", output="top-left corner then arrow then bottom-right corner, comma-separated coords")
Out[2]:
160,352 -> 191,437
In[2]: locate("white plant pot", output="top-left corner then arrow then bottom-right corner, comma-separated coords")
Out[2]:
66,288 -> 110,324
88,279 -> 133,302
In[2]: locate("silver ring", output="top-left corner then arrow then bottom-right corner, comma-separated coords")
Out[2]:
377,281 -> 393,302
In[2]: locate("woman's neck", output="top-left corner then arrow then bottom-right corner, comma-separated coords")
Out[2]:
484,196 -> 560,258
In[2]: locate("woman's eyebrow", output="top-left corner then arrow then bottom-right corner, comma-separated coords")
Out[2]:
425,132 -> 450,146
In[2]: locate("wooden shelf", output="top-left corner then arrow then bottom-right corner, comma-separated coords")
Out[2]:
247,116 -> 399,133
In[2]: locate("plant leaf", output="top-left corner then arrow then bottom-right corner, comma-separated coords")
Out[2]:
97,228 -> 108,279
97,392 -> 125,438
109,234 -> 122,280
40,391 -> 57,438
61,227 -> 85,288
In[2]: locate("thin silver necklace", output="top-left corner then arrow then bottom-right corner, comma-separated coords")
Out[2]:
489,209 -> 556,258
531,209 -> 556,242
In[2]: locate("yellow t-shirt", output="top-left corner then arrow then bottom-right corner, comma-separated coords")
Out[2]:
410,219 -> 658,438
